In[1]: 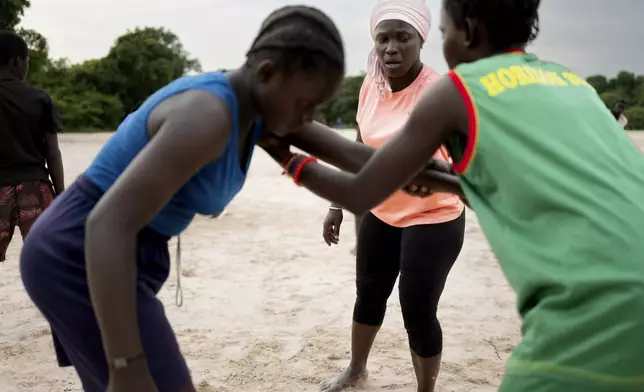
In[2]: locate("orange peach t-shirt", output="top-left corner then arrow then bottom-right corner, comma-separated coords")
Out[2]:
357,65 -> 464,227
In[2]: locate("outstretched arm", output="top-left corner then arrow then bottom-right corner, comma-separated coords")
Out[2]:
291,75 -> 468,215
286,122 -> 370,173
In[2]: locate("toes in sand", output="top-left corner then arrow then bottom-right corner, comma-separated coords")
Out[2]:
320,366 -> 368,392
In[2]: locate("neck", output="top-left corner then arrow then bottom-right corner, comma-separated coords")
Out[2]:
0,68 -> 17,79
226,66 -> 260,139
490,45 -> 526,56
388,60 -> 423,92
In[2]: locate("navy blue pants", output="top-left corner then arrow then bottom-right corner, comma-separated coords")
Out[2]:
20,176 -> 191,392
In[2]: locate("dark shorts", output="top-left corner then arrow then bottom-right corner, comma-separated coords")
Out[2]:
0,180 -> 54,261
19,175 -> 191,392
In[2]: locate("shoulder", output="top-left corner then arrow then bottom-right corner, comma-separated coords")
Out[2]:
358,75 -> 377,103
32,87 -> 55,106
149,88 -> 233,137
1,79 -> 45,99
185,72 -> 235,100
15,83 -> 56,108
356,75 -> 378,123
171,72 -> 238,114
416,65 -> 442,90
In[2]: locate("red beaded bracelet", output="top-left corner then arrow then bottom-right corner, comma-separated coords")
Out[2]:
292,156 -> 317,186
281,153 -> 298,175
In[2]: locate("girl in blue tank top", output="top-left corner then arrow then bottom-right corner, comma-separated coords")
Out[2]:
19,6 -> 346,392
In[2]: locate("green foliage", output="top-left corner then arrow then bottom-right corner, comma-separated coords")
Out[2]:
315,74 -> 364,125
599,91 -> 622,108
51,90 -> 124,131
592,70 -> 644,129
6,3 -> 644,131
23,28 -> 201,131
0,0 -> 30,30
586,75 -> 608,94
5,0 -> 202,131
102,27 -> 201,113
17,28 -> 48,80
624,107 -> 644,130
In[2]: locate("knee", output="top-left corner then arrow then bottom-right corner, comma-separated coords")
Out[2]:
352,276 -> 391,326
399,278 -> 443,357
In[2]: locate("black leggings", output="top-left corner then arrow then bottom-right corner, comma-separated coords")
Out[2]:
353,211 -> 465,358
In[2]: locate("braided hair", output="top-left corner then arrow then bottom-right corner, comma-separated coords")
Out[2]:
445,0 -> 541,51
0,30 -> 28,66
246,6 -> 345,75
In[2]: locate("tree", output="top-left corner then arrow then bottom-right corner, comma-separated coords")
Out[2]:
52,90 -> 124,131
592,71 -> 644,129
316,74 -> 364,125
0,0 -> 30,30
624,107 -> 644,130
632,81 -> 644,107
615,71 -> 636,93
4,0 -> 204,131
102,27 -> 202,113
600,91 -> 622,109
586,75 -> 608,94
19,28 -> 49,84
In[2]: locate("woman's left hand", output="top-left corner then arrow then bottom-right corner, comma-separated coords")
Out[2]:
402,182 -> 433,198
402,159 -> 452,197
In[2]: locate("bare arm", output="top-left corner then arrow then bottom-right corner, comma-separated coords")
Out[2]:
44,133 -> 64,195
296,75 -> 468,215
43,97 -> 65,194
85,90 -> 232,381
285,120 -> 459,195
287,122 -> 370,173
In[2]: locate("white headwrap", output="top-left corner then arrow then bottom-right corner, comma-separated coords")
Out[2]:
367,0 -> 431,97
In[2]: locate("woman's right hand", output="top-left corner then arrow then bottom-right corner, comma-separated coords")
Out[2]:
322,208 -> 343,246
107,363 -> 158,392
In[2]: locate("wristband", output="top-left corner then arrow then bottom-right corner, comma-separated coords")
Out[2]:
109,352 -> 145,370
292,156 -> 317,186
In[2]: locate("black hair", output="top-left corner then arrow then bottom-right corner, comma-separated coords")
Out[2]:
616,99 -> 627,105
246,6 -> 345,75
0,30 -> 28,66
445,0 -> 541,51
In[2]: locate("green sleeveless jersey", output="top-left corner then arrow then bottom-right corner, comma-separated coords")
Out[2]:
447,52 -> 644,390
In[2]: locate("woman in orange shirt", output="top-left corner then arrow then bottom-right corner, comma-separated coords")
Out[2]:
321,1 -> 465,391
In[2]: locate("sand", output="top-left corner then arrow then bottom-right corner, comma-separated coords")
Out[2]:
1,132 -> 643,392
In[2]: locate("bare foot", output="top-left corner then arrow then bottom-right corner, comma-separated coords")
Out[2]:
320,365 -> 368,392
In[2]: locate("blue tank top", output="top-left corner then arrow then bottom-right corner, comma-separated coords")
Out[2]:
85,72 -> 262,237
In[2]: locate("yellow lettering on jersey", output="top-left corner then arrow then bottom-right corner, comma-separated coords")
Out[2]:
561,71 -> 593,89
524,67 -> 546,84
479,66 -> 586,96
497,68 -> 518,88
509,66 -> 533,85
561,72 -> 582,85
480,73 -> 505,96
544,70 -> 568,86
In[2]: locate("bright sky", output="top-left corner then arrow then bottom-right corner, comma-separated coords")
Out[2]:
20,0 -> 644,77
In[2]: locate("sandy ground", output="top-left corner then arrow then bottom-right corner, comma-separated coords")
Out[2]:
1,132 -> 643,392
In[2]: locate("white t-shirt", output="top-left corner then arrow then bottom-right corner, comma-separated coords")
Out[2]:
618,115 -> 628,128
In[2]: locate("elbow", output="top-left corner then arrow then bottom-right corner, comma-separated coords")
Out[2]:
86,209 -> 128,243
85,207 -> 106,237
85,212 -> 108,264
341,194 -> 372,216
332,177 -> 383,216
84,210 -> 132,265
46,149 -> 63,165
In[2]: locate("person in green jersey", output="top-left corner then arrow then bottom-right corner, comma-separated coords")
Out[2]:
260,0 -> 644,390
